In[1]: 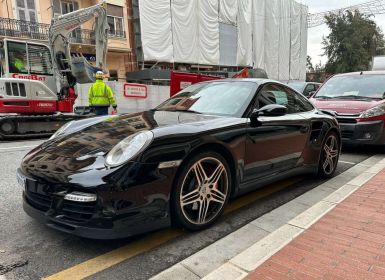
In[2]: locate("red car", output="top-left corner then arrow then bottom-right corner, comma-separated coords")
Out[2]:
310,71 -> 385,145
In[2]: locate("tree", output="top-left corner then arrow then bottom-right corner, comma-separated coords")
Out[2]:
307,55 -> 314,72
323,10 -> 385,74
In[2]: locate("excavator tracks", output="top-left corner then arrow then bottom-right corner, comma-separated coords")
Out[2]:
0,114 -> 90,140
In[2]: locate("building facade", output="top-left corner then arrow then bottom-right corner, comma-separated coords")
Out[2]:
0,0 -> 136,80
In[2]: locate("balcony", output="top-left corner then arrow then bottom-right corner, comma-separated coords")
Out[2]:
0,17 -> 126,44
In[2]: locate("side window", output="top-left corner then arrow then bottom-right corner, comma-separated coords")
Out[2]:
286,87 -> 314,112
27,44 -> 53,75
257,84 -> 297,114
7,41 -> 28,74
304,84 -> 315,96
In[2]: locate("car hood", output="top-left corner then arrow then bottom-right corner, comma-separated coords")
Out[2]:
41,110 -> 235,158
310,98 -> 384,114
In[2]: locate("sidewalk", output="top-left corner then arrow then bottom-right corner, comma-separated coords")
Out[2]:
246,167 -> 385,280
151,156 -> 385,280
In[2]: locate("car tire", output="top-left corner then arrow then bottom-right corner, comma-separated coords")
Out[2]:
172,152 -> 231,231
317,131 -> 340,178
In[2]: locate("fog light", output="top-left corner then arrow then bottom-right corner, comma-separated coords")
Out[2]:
64,192 -> 97,202
363,132 -> 373,140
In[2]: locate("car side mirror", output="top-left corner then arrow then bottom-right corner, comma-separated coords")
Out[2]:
250,104 -> 288,127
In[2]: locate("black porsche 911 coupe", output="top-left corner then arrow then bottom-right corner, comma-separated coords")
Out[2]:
18,79 -> 341,239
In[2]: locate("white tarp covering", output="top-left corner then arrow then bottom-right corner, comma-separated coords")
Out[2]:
171,0 -> 199,63
138,0 -> 308,80
299,4 -> 309,81
219,0 -> 238,25
290,0 -> 301,80
198,0 -> 220,65
237,0 -> 252,66
219,23 -> 238,66
264,0 -> 280,80
278,0 -> 290,80
252,0 -> 265,69
138,0 -> 173,62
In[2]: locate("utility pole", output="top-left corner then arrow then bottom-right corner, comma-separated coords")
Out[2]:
126,0 -> 137,72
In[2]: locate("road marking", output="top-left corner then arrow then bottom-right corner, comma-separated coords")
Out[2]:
43,229 -> 184,280
339,160 -> 356,165
0,145 -> 37,151
224,177 -> 302,214
43,177 -> 303,280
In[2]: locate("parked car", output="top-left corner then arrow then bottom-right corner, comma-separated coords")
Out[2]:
18,79 -> 341,239
287,81 -> 321,97
310,71 -> 385,145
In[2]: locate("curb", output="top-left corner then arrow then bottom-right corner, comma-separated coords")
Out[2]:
203,157 -> 385,279
150,155 -> 385,280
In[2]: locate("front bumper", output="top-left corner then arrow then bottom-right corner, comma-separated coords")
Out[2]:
339,120 -> 385,145
19,162 -> 177,239
23,196 -> 170,239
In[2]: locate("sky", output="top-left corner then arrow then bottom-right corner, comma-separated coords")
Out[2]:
298,0 -> 385,66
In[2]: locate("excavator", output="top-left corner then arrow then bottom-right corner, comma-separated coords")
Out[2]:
0,2 -> 109,139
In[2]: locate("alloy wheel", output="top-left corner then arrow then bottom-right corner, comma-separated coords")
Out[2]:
322,134 -> 339,175
179,157 -> 229,225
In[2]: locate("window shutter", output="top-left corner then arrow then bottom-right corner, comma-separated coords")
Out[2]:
107,4 -> 123,17
29,11 -> 36,22
18,10 -> 26,21
16,0 -> 25,8
26,0 -> 35,9
52,0 -> 61,15
74,1 -> 79,11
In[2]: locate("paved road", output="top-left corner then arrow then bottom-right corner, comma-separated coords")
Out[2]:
0,139 -> 382,280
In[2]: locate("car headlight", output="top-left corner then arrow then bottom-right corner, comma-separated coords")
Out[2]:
49,121 -> 73,140
359,104 -> 385,119
105,131 -> 154,167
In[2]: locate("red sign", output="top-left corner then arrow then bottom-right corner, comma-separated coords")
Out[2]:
12,73 -> 46,81
124,83 -> 147,98
170,71 -> 220,97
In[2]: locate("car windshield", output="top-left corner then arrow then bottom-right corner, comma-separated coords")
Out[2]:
155,81 -> 257,117
316,75 -> 385,99
288,82 -> 305,92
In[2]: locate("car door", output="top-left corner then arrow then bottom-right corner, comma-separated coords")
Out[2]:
242,83 -> 310,183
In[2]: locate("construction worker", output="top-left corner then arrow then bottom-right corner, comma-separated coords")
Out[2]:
10,54 -> 27,73
88,71 -> 117,115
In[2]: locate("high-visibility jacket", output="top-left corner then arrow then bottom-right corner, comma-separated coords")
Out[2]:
88,80 -> 117,107
14,58 -> 26,72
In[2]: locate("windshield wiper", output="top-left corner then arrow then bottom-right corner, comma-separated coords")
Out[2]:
315,96 -> 333,99
332,95 -> 373,100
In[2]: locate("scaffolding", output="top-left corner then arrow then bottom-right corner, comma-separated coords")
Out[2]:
308,0 -> 385,28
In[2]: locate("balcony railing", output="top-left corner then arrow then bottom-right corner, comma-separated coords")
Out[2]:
0,17 -> 126,44
0,17 -> 50,40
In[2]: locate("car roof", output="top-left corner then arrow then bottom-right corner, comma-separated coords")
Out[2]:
215,78 -> 288,86
334,71 -> 385,77
287,81 -> 321,85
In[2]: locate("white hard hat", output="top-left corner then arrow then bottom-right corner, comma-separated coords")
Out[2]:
95,71 -> 104,79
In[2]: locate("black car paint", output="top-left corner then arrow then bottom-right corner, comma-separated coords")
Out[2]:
19,80 -> 340,239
